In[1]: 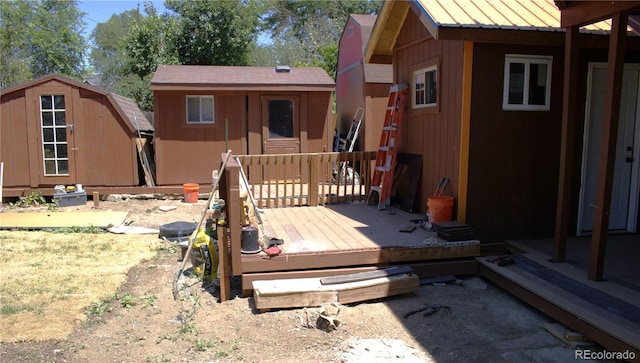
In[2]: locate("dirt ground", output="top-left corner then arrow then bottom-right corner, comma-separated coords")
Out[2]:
0,195 -> 602,362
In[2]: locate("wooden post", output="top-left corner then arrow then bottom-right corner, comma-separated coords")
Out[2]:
309,153 -> 319,206
553,25 -> 580,263
589,11 -> 628,281
218,225 -> 230,302
93,191 -> 100,208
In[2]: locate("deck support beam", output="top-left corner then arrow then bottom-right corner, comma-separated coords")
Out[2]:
554,25 -> 580,263
589,11 -> 628,281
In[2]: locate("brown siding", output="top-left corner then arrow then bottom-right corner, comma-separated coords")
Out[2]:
1,77 -> 145,191
1,91 -> 31,187
467,43 -> 565,239
394,10 -> 464,214
364,83 -> 392,152
154,90 -> 331,185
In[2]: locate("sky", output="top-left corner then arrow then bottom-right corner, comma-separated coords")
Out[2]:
77,0 -> 167,40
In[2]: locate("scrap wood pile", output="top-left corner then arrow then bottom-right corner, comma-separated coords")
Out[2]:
252,266 -> 419,311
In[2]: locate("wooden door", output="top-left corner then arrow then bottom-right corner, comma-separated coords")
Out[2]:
262,96 -> 300,154
37,91 -> 77,185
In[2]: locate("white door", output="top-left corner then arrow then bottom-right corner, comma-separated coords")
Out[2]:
578,65 -> 639,234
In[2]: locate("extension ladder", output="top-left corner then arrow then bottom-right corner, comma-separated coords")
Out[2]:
367,83 -> 408,209
335,107 -> 365,184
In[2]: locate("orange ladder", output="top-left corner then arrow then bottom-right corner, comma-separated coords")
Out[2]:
367,83 -> 408,210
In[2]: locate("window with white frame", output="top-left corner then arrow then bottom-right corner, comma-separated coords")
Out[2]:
413,65 -> 437,108
186,95 -> 214,123
503,55 -> 552,111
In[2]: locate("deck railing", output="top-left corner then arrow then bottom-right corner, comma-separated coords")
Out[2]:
237,151 -> 376,207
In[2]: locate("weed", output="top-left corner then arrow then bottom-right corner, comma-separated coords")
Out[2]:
194,338 -> 217,352
119,294 -> 136,308
88,300 -> 111,315
144,353 -> 172,363
1,303 -> 41,316
139,293 -> 157,308
42,225 -> 104,234
9,192 -> 47,208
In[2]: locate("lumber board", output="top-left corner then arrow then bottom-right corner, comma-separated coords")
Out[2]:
0,211 -> 128,229
320,266 -> 413,285
252,272 -> 419,310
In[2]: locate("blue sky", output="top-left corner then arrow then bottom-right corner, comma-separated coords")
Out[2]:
77,0 -> 167,39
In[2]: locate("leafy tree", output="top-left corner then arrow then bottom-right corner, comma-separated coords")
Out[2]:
1,0 -> 87,87
89,9 -> 139,89
0,0 -> 33,88
30,0 -> 87,78
165,0 -> 259,65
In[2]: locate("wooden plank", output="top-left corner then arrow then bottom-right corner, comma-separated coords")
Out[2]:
252,272 -> 418,310
477,257 -> 640,350
0,211 -> 128,229
320,266 -> 413,285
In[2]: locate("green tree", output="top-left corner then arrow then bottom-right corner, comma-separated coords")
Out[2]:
30,0 -> 87,78
165,0 -> 259,65
0,0 -> 33,88
89,9 -> 138,89
1,0 -> 87,87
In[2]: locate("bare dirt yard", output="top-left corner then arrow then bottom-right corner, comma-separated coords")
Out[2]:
1,196 -> 603,362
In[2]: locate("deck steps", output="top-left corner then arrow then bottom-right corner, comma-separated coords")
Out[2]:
252,267 -> 419,311
477,252 -> 640,356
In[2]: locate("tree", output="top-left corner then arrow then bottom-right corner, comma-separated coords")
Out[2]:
89,9 -> 138,89
0,0 -> 33,88
165,0 -> 259,65
30,0 -> 87,79
1,0 -> 87,88
256,0 -> 381,79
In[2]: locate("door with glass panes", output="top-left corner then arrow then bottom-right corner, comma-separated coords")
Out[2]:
262,96 -> 300,154
38,91 -> 77,185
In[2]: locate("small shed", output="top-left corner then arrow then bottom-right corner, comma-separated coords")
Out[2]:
366,0 -> 640,240
150,65 -> 335,186
0,74 -> 154,196
336,14 -> 392,152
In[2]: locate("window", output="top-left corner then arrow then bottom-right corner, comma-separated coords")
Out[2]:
413,65 -> 437,108
503,55 -> 552,111
40,95 -> 69,175
268,99 -> 294,138
186,96 -> 214,124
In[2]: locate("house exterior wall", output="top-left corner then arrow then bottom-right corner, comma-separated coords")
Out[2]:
153,90 -> 331,186
1,79 -> 139,190
466,43 -> 565,239
394,10 -> 465,214
364,83 -> 393,152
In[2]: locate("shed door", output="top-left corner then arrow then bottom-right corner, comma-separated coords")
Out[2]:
262,96 -> 300,154
578,65 -> 640,234
38,93 -> 77,185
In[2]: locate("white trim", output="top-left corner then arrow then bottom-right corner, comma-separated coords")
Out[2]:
186,95 -> 215,124
412,64 -> 437,109
502,54 -> 552,111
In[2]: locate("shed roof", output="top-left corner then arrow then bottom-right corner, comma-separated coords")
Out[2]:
1,74 -> 153,133
366,0 -> 639,62
151,65 -> 335,92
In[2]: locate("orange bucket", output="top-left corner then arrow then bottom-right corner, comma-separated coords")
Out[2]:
427,196 -> 454,222
183,183 -> 199,203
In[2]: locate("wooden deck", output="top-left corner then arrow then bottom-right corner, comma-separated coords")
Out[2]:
238,202 -> 481,292
478,239 -> 640,357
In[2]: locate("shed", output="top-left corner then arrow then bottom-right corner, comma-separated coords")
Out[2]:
365,0 -> 640,240
0,74 -> 154,197
150,65 -> 335,186
336,14 -> 392,152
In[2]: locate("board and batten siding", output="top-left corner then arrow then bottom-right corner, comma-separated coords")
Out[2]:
467,43 -> 564,239
394,10 -> 465,214
154,92 -> 246,186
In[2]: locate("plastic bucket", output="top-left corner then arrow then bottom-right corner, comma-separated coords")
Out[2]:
183,183 -> 199,203
427,196 -> 454,222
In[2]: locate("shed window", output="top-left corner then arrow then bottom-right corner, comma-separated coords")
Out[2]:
503,55 -> 552,111
413,65 -> 437,108
186,96 -> 214,124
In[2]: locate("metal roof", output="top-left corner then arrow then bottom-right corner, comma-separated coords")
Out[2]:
415,0 -> 633,35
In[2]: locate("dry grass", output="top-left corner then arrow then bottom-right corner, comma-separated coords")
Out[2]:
0,231 -> 160,342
